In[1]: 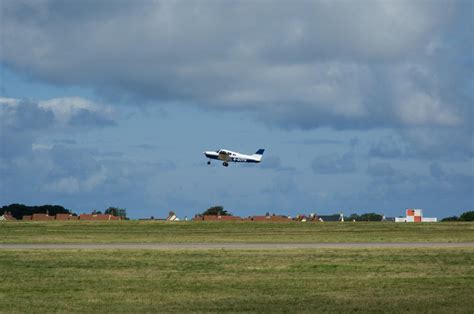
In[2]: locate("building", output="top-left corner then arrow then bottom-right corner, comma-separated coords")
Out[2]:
166,211 -> 180,221
31,213 -> 55,221
395,209 -> 437,223
55,213 -> 78,221
193,215 -> 242,221
79,214 -> 121,221
0,212 -> 16,221
251,215 -> 292,222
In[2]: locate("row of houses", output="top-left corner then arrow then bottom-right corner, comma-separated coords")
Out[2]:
191,209 -> 438,223
1,208 -> 438,223
193,214 -> 296,222
0,212 -> 122,221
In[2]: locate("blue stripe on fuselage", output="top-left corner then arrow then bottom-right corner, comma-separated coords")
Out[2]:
232,158 -> 259,163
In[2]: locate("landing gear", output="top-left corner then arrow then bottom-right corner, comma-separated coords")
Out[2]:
207,160 -> 211,165
223,162 -> 229,167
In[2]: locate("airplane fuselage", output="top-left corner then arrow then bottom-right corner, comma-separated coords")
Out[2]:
204,149 -> 264,167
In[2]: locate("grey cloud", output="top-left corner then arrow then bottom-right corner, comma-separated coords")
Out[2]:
0,99 -> 53,158
311,152 -> 356,174
99,151 -> 123,158
369,136 -> 406,159
48,145 -> 101,179
260,173 -> 303,211
367,163 -> 396,178
401,127 -> 474,161
260,156 -> 281,170
0,96 -> 116,160
361,162 -> 473,216
368,128 -> 474,161
0,129 -> 34,158
133,144 -> 160,151
429,162 -> 445,178
1,1 -> 470,133
428,162 -> 472,199
260,156 -> 295,172
66,109 -> 115,127
0,97 -> 117,199
53,139 -> 77,145
299,139 -> 343,145
366,162 -> 409,185
0,99 -> 54,131
0,97 -> 115,131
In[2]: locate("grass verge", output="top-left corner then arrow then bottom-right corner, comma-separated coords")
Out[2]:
1,221 -> 473,243
0,248 -> 473,312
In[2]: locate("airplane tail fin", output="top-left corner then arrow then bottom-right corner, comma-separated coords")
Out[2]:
252,149 -> 265,162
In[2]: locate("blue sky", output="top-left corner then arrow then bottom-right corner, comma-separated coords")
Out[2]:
1,0 -> 472,219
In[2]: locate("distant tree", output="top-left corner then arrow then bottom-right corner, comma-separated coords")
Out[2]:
349,213 -> 360,221
441,216 -> 459,222
0,203 -> 72,220
201,206 -> 231,216
459,211 -> 474,221
359,213 -> 383,221
105,207 -> 127,219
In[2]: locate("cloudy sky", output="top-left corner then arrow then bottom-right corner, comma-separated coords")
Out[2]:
1,0 -> 472,219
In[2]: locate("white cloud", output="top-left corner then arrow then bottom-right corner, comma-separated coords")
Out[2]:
0,97 -> 20,107
398,91 -> 460,126
82,167 -> 107,192
44,167 -> 107,195
44,176 -> 80,195
38,97 -> 113,125
0,97 -> 115,130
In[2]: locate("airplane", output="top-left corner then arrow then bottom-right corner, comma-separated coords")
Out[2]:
204,148 -> 265,167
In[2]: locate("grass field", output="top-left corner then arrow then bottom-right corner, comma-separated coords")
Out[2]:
0,248 -> 473,312
1,222 -> 473,312
1,221 -> 473,243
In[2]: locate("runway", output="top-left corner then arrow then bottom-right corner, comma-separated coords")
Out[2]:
1,242 -> 473,250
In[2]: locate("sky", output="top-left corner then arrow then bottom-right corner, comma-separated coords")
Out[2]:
0,0 -> 472,219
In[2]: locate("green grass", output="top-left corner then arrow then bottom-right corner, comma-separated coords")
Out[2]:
0,248 -> 473,312
1,221 -> 473,243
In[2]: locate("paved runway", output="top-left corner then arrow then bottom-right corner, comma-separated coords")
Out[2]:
1,242 -> 473,250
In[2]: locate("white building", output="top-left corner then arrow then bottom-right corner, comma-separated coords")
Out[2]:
395,209 -> 437,223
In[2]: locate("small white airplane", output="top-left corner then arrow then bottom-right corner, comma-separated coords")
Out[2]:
204,148 -> 265,167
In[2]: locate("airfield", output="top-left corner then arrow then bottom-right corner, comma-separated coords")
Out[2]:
2,242 -> 474,249
1,221 -> 473,312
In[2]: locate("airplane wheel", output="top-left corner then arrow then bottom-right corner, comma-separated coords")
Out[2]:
207,161 -> 211,165
223,162 -> 229,167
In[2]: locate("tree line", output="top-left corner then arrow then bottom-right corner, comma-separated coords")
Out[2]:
0,204 -> 72,220
441,211 -> 474,222
0,204 -> 128,220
